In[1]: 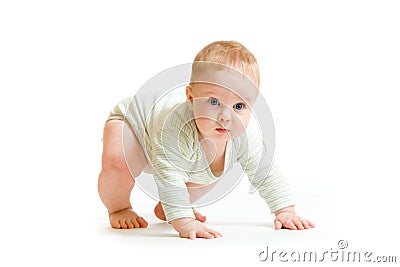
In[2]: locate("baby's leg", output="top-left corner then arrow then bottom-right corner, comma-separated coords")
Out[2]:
98,120 -> 148,229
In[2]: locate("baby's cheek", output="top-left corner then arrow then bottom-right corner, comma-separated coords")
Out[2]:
227,122 -> 243,138
195,107 -> 219,120
195,118 -> 214,133
235,113 -> 250,127
192,102 -> 204,114
242,119 -> 250,129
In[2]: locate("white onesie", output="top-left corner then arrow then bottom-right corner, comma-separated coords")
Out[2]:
108,89 -> 295,222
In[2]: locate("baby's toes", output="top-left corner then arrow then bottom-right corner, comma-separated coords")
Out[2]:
193,209 -> 206,222
110,219 -> 121,229
129,218 -> 140,228
137,217 -> 148,228
119,219 -> 128,229
125,219 -> 135,228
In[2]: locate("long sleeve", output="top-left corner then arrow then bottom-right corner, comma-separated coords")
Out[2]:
237,124 -> 295,213
151,126 -> 196,222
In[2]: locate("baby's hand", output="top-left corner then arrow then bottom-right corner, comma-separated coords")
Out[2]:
179,220 -> 222,240
274,206 -> 315,230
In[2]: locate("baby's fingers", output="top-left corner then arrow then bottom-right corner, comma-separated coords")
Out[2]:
304,220 -> 315,228
198,230 -> 215,239
282,220 -> 297,230
207,228 -> 222,238
301,220 -> 311,229
188,231 -> 196,240
274,220 -> 283,230
293,219 -> 304,230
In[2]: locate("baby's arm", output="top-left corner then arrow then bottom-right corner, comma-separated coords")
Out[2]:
154,174 -> 220,239
152,128 -> 222,239
254,164 -> 315,230
274,205 -> 315,230
238,122 -> 315,230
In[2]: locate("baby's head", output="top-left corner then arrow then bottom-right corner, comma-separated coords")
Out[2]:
190,40 -> 260,88
186,40 -> 260,142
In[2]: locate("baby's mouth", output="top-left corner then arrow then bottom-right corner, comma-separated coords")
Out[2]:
215,128 -> 229,134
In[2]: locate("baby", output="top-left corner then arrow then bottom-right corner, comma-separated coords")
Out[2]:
98,40 -> 315,239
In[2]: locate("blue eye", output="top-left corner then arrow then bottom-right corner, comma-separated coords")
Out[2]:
209,98 -> 219,105
234,103 -> 244,110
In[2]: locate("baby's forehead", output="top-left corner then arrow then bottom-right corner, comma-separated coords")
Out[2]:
192,82 -> 258,104
191,61 -> 259,87
193,82 -> 251,97
191,66 -> 259,103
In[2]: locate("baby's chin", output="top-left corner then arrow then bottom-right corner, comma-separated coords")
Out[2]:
197,127 -> 246,142
212,130 -> 243,141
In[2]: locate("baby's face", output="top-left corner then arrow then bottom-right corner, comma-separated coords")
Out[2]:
187,82 -> 257,142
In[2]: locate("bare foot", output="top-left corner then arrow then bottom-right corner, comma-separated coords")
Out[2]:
153,201 -> 206,222
109,207 -> 148,229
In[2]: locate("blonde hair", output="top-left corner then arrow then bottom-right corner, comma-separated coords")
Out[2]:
191,40 -> 260,87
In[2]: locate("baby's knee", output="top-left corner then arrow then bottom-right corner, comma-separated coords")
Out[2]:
101,151 -> 129,174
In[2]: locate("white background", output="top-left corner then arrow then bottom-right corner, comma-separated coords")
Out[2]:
1,0 -> 399,266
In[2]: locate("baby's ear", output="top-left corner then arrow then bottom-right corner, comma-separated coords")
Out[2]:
186,85 -> 194,111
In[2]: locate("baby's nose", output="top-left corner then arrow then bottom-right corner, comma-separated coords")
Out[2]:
217,106 -> 231,122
